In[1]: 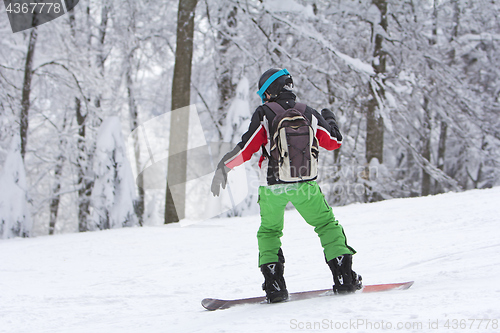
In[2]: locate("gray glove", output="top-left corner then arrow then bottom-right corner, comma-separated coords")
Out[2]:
211,163 -> 230,196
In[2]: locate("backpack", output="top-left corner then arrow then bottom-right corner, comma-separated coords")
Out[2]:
266,102 -> 319,182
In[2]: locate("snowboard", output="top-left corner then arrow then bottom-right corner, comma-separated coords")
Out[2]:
202,281 -> 414,311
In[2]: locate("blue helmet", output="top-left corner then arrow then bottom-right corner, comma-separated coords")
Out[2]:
257,68 -> 293,103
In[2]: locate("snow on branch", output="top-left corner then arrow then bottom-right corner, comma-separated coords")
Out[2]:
264,11 -> 375,77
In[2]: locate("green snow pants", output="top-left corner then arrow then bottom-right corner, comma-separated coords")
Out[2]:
257,181 -> 355,266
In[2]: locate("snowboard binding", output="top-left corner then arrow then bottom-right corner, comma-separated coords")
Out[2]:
327,254 -> 362,294
260,262 -> 289,303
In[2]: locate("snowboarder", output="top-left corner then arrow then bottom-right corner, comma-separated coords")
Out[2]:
211,68 -> 361,303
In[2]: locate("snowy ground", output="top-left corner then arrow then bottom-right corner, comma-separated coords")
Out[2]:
1,187 -> 500,333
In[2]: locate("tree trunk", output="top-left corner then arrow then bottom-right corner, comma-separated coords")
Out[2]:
365,96 -> 384,164
93,0 -> 110,110
76,97 -> 92,232
365,0 -> 387,165
126,54 -> 144,226
434,116 -> 448,194
48,159 -> 63,235
326,77 -> 341,163
433,0 -> 458,194
97,1 -> 110,75
165,0 -> 198,224
437,120 -> 447,173
49,115 -> 68,235
76,0 -> 111,231
421,96 -> 432,196
20,28 -> 38,160
422,0 -> 440,196
216,6 -> 238,135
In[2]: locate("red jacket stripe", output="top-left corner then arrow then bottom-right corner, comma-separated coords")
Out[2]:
225,125 -> 268,169
316,126 -> 342,151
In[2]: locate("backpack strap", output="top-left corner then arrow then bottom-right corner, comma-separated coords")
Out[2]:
293,102 -> 307,114
265,101 -> 307,115
265,101 -> 286,116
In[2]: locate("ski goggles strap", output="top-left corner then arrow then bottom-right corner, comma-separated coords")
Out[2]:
256,69 -> 290,103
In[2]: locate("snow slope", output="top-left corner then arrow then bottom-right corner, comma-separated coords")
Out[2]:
1,187 -> 499,333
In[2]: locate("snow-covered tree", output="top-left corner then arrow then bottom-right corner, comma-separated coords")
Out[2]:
91,117 -> 138,230
0,135 -> 32,239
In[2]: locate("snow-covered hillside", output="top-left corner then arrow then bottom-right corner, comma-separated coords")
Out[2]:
1,187 -> 499,333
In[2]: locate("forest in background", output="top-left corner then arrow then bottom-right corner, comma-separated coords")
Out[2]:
1,0 -> 499,238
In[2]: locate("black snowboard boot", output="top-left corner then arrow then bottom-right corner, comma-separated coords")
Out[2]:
327,254 -> 362,294
260,262 -> 289,303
